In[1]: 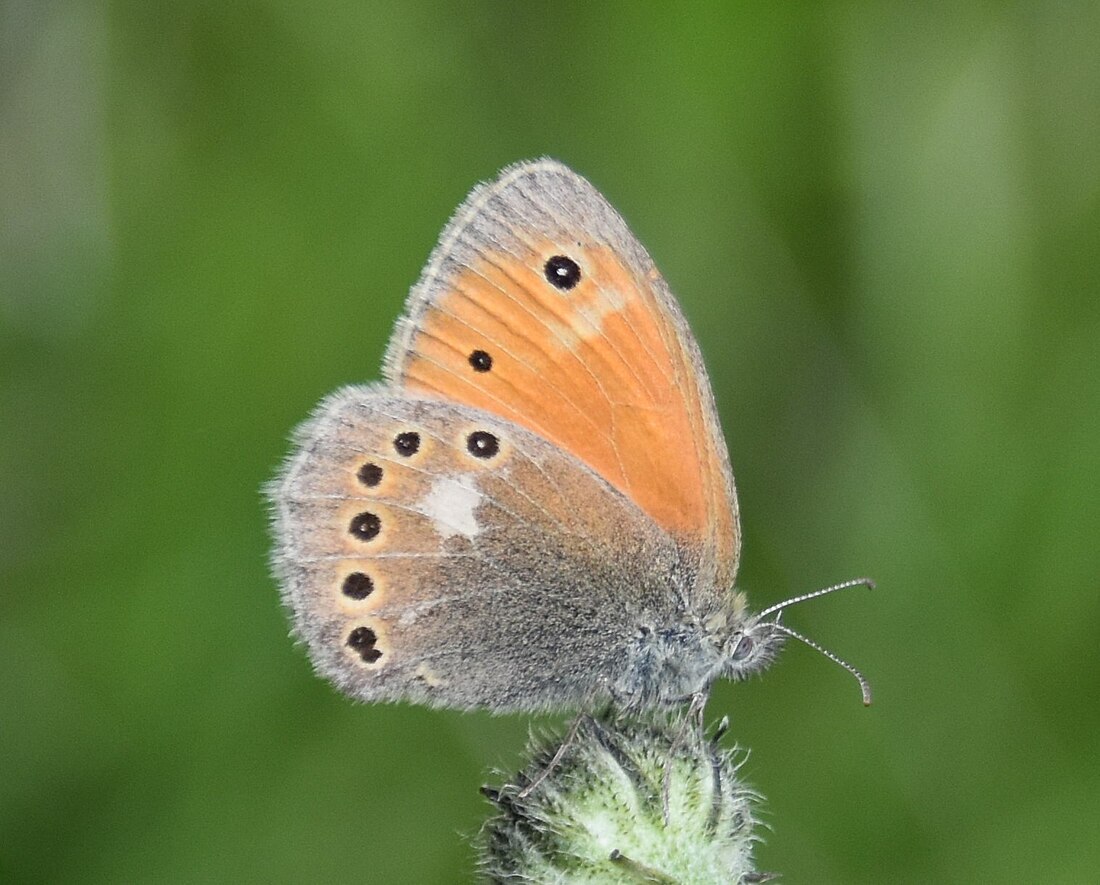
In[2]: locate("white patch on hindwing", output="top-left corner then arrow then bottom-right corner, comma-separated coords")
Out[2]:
420,473 -> 483,539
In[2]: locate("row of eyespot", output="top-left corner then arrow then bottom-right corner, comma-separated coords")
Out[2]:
336,427 -> 502,665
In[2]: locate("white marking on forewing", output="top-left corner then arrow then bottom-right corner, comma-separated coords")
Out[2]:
421,474 -> 482,539
558,286 -> 628,352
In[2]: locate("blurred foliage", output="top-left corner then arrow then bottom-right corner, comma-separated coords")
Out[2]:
3,2 -> 1099,882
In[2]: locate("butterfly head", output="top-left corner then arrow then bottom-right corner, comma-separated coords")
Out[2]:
724,578 -> 876,705
722,615 -> 787,682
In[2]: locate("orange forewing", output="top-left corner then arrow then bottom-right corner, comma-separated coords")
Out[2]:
395,238 -> 736,568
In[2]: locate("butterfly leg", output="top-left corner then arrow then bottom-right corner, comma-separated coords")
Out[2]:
515,711 -> 590,800
703,715 -> 731,833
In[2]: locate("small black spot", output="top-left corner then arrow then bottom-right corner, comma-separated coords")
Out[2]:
347,626 -> 382,663
342,572 -> 374,600
544,255 -> 582,291
357,462 -> 383,486
349,511 -> 381,540
467,430 -> 500,459
468,349 -> 493,372
393,431 -> 420,456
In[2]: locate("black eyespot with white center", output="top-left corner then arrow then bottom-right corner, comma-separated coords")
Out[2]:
347,626 -> 382,663
342,572 -> 374,600
468,349 -> 493,372
393,431 -> 420,456
544,255 -> 581,291
467,430 -> 500,459
357,462 -> 383,487
349,511 -> 381,541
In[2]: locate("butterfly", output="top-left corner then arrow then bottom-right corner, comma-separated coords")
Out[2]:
268,159 -> 870,715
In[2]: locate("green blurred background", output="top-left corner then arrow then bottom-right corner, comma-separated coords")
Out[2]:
3,2 -> 1098,882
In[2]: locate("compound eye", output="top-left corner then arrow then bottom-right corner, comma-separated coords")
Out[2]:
732,635 -> 755,661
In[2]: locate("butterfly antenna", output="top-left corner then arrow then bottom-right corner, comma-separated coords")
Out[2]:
770,621 -> 872,706
756,577 -> 875,620
756,577 -> 875,706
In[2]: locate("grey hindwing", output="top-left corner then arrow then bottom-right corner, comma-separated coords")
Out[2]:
268,387 -> 703,713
